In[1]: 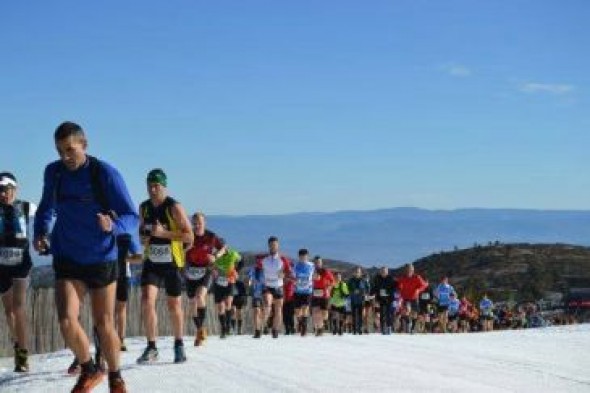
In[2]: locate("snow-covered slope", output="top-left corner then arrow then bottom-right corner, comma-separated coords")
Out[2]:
1,325 -> 589,392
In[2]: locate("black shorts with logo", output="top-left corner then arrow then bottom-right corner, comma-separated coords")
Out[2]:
140,261 -> 182,297
213,283 -> 235,303
263,286 -> 284,300
293,293 -> 312,309
185,270 -> 213,299
0,260 -> 32,294
53,257 -> 118,289
311,297 -> 329,310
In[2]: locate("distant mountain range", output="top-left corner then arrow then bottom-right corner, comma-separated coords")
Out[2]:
205,208 -> 590,266
31,207 -> 590,267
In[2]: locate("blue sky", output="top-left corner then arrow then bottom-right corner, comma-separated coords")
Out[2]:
1,1 -> 588,215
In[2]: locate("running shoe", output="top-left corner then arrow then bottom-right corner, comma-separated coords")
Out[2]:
136,347 -> 158,364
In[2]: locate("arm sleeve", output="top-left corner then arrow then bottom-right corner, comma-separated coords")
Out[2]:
33,164 -> 57,238
104,165 -> 139,237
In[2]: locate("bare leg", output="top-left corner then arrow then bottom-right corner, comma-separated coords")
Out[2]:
55,280 -> 90,363
141,285 -> 158,341
90,282 -> 119,372
167,296 -> 183,340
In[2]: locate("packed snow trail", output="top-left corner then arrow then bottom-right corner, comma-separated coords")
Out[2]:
1,325 -> 589,392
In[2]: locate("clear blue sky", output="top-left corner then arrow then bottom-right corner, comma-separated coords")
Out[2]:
1,1 -> 588,215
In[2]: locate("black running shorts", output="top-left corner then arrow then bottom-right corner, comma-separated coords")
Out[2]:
263,287 -> 284,300
293,293 -> 312,309
140,261 -> 182,297
233,296 -> 247,309
0,262 -> 31,294
53,258 -> 118,289
213,283 -> 235,303
116,275 -> 129,302
311,297 -> 329,310
185,269 -> 212,298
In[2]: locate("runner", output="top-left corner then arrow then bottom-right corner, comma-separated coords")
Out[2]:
248,264 -> 265,338
396,263 -> 428,334
115,233 -> 142,351
347,267 -> 369,335
282,270 -> 296,335
136,168 -> 192,364
447,292 -> 461,333
292,249 -> 314,336
329,272 -> 349,335
434,276 -> 456,333
184,212 -> 226,346
458,295 -> 474,333
417,282 -> 434,333
479,293 -> 495,332
371,267 -> 396,334
212,248 -> 241,339
231,274 -> 247,335
362,273 -> 374,334
259,236 -> 292,338
34,122 -> 139,393
311,256 -> 334,336
0,172 -> 32,372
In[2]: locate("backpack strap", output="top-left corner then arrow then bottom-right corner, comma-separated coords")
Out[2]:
53,156 -> 110,214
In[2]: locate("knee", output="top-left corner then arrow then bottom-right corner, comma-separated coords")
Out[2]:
59,316 -> 78,335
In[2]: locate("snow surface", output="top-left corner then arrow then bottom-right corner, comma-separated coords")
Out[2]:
1,325 -> 589,393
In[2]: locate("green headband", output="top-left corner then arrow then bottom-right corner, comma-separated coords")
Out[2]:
147,169 -> 167,187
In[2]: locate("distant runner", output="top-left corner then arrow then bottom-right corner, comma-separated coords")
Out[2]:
347,267 -> 370,335
292,249 -> 314,336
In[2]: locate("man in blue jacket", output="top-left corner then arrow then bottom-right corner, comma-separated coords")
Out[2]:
34,122 -> 138,393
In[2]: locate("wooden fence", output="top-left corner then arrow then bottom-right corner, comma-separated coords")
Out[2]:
0,287 -> 256,357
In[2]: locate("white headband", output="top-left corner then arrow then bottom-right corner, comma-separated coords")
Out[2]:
0,177 -> 17,187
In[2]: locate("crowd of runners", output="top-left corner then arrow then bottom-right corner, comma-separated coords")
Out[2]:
0,121 -> 574,393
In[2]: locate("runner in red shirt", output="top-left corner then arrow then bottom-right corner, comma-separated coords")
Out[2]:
396,263 -> 428,333
311,256 -> 334,336
184,212 -> 226,346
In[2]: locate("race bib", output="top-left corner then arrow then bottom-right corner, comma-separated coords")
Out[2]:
265,278 -> 280,288
149,244 -> 173,263
313,289 -> 324,297
421,293 -> 431,300
0,248 -> 23,266
216,276 -> 229,287
297,277 -> 310,289
379,289 -> 389,297
185,267 -> 207,280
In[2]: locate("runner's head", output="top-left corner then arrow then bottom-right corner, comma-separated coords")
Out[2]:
54,121 -> 88,171
146,168 -> 167,201
192,212 -> 206,235
441,275 -> 449,284
380,266 -> 388,277
354,266 -> 362,278
298,248 -> 309,262
405,263 -> 414,277
313,255 -> 323,269
334,271 -> 342,283
268,236 -> 279,255
0,172 -> 18,205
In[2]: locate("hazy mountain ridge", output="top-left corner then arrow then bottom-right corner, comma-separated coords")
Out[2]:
206,207 -> 590,266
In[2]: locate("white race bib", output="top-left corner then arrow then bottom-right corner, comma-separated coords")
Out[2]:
216,276 -> 229,287
379,289 -> 389,297
149,244 -> 173,263
265,278 -> 280,288
313,289 -> 324,297
297,278 -> 310,289
0,248 -> 23,266
186,267 -> 207,280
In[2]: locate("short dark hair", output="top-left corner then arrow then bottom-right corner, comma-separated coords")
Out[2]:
268,236 -> 279,244
54,121 -> 85,142
298,248 -> 308,256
